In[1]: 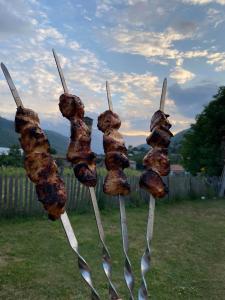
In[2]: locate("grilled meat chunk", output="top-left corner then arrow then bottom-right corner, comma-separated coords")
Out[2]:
36,176 -> 66,220
140,106 -> 172,198
103,130 -> 127,154
105,151 -> 130,170
59,93 -> 97,187
97,110 -> 121,133
15,107 -> 67,220
143,148 -> 170,176
70,119 -> 91,141
59,93 -> 84,120
19,126 -> 50,154
103,169 -> 130,196
24,152 -> 58,183
139,169 -> 168,198
15,107 -> 39,133
97,109 -> 130,196
150,110 -> 172,131
146,127 -> 173,148
73,161 -> 97,187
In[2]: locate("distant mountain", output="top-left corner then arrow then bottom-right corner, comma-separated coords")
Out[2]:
169,129 -> 189,153
0,116 -> 68,154
136,128 -> 190,153
0,115 -> 189,156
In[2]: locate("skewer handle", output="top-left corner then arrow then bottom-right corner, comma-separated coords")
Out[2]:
61,212 -> 100,299
89,188 -> 120,299
119,196 -> 135,300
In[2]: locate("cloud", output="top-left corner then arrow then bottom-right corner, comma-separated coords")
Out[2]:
104,27 -> 194,62
170,66 -> 195,84
207,52 -> 225,71
169,82 -> 218,117
183,0 -> 225,5
207,8 -> 225,27
0,0 -> 36,38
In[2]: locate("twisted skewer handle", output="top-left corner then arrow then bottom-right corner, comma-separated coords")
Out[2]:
61,212 -> 100,300
89,188 -> 120,299
138,196 -> 155,300
119,196 -> 135,300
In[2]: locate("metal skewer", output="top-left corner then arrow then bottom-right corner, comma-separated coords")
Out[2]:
106,81 -> 135,300
1,62 -> 100,300
138,78 -> 167,300
52,50 -> 120,300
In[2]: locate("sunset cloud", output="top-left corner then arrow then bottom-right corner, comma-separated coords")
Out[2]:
0,0 -> 225,145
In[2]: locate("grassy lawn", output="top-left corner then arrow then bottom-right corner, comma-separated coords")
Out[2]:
0,198 -> 225,299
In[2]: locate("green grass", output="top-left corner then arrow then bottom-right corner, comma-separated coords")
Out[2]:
0,198 -> 225,299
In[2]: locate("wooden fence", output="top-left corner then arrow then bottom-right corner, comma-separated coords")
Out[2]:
0,173 -> 220,217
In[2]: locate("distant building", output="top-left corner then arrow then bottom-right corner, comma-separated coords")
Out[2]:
170,164 -> 185,175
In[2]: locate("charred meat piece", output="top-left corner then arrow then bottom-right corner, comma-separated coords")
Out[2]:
139,169 -> 168,198
103,169 -> 130,196
24,152 -> 58,183
73,161 -> 97,187
103,130 -> 127,154
19,126 -> 50,154
97,110 -> 121,133
67,149 -> 95,164
36,176 -> 66,220
70,119 -> 90,141
146,127 -> 173,148
105,151 -> 130,170
143,148 -> 170,176
15,106 -> 67,220
59,93 -> 84,120
59,93 -> 97,187
150,110 -> 171,131
15,107 -> 39,133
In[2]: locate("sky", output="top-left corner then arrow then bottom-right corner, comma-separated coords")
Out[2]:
0,0 -> 225,148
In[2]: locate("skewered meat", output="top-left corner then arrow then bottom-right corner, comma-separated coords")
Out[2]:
59,93 -> 84,119
150,110 -> 171,131
143,148 -> 170,176
105,151 -> 129,170
103,130 -> 127,154
146,127 -> 173,148
139,170 -> 168,198
97,110 -> 121,132
97,110 -> 130,196
59,93 -> 97,187
15,107 -> 67,220
24,152 -> 58,183
140,108 -> 172,198
15,107 -> 39,132
36,176 -> 66,220
103,169 -> 130,196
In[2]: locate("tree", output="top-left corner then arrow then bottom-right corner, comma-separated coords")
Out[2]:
181,86 -> 225,176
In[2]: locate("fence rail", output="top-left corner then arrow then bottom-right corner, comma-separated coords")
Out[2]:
0,173 -> 220,217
